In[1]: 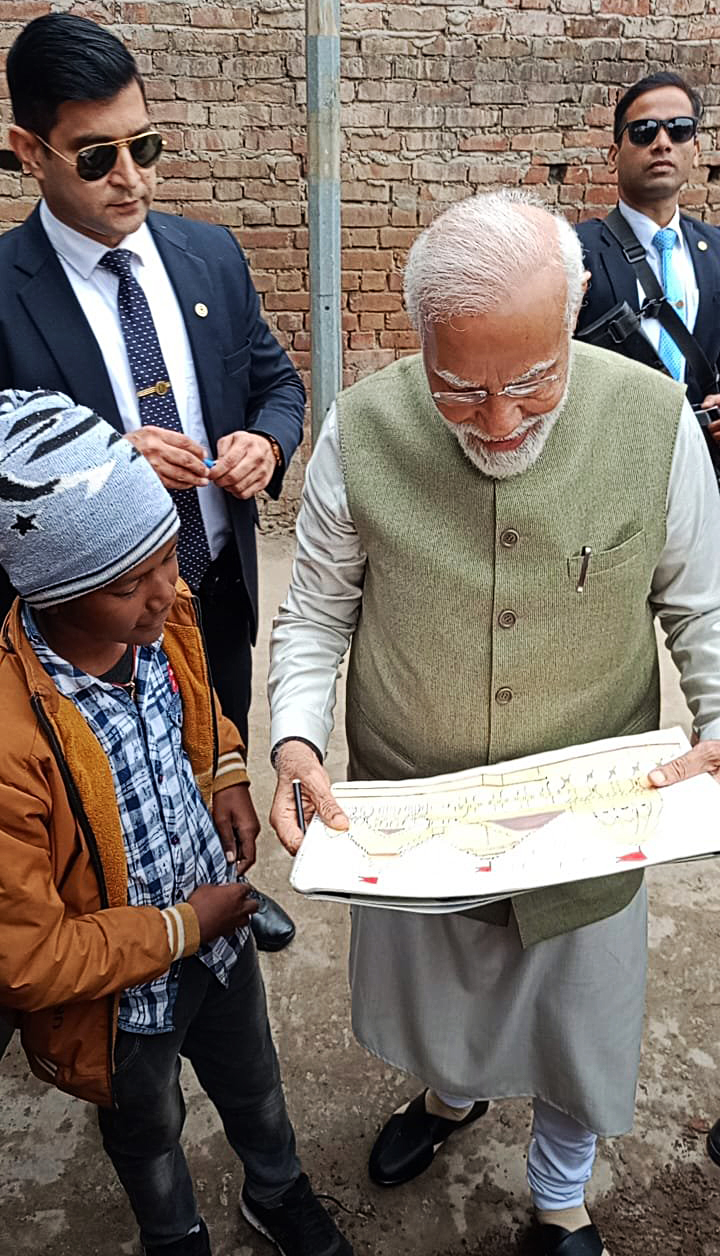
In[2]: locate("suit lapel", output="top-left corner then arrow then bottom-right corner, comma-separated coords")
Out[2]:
681,216 -> 720,356
596,221 -> 639,311
13,208 -> 123,431
148,213 -> 224,437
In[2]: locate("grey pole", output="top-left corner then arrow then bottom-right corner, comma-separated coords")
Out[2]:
306,0 -> 342,444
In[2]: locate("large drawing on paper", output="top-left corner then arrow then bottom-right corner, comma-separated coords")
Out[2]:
345,741 -> 666,869
290,728 -> 720,907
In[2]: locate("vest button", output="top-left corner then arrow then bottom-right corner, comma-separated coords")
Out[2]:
495,687 -> 513,704
498,609 -> 517,629
500,528 -> 519,548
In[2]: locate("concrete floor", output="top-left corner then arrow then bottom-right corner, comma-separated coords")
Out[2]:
1,533 -> 719,1255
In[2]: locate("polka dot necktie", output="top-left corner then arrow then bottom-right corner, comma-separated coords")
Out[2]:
99,248 -> 211,589
652,228 -> 685,382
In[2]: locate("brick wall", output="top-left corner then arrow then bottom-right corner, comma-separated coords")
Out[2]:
1,0 -> 718,517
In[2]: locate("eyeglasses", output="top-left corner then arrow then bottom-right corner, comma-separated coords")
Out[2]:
617,116 -> 698,147
33,130 -> 165,182
432,374 -> 560,408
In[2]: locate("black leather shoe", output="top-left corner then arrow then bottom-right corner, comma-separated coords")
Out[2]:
368,1090 -> 488,1186
708,1118 -> 720,1166
249,889 -> 296,952
145,1218 -> 211,1255
537,1220 -> 607,1254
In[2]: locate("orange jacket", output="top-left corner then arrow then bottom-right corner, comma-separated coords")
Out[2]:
0,583 -> 249,1107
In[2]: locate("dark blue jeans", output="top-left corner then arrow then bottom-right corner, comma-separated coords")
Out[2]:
98,942 -> 300,1248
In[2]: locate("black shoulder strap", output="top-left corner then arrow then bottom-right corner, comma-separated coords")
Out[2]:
604,207 -> 717,395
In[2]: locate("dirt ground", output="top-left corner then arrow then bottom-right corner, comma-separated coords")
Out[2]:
1,533 -> 719,1256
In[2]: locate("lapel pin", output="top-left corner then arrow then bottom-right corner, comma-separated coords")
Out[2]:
194,302 -> 209,317
698,240 -> 708,252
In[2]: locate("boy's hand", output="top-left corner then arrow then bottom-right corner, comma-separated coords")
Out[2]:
213,783 -> 260,875
188,883 -> 258,943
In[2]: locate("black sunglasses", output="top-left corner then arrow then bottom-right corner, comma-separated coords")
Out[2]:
618,116 -> 698,148
35,129 -> 165,182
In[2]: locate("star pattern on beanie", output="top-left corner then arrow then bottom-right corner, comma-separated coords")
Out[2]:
0,389 -> 179,607
10,512 -> 39,536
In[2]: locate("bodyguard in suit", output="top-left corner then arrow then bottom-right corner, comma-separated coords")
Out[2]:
1,13 -> 304,951
575,71 -> 720,424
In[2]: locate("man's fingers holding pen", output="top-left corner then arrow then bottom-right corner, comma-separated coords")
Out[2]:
270,740 -> 349,855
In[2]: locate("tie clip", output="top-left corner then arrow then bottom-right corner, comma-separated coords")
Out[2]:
137,380 -> 171,399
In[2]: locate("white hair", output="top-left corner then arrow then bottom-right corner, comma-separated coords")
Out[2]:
404,190 -> 584,334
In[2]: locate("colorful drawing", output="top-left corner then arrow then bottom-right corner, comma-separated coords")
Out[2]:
340,742 -> 666,867
290,728 -> 720,911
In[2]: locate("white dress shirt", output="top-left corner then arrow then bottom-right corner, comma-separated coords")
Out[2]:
269,398 -> 720,753
618,199 -> 700,385
40,200 -> 231,559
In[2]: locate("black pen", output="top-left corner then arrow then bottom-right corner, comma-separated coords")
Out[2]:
576,545 -> 592,594
292,778 -> 306,834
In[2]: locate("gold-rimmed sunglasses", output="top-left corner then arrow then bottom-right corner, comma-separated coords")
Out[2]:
33,129 -> 165,182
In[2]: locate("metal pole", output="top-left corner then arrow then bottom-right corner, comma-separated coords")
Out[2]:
306,0 -> 342,444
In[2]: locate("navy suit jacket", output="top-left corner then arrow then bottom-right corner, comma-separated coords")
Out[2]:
0,205 -> 306,637
574,211 -> 720,408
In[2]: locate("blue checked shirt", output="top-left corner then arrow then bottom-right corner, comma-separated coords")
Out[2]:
24,606 -> 247,1034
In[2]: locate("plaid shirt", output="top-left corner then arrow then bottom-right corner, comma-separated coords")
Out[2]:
24,606 -> 247,1034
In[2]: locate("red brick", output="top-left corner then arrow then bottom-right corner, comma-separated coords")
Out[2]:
175,78 -> 235,102
349,293 -> 403,312
247,248 -> 307,270
155,179 -> 214,201
359,312 -> 387,331
458,136 -> 509,153
379,331 -> 419,349
584,186 -> 618,206
361,272 -> 389,291
240,229 -> 294,249
276,272 -> 304,291
343,228 -> 381,248
345,349 -> 396,372
264,293 -> 310,312
342,205 -> 389,228
343,248 -> 395,270
599,0 -> 649,12
190,5 -> 253,29
277,313 -> 304,332
379,227 -> 419,247
350,332 -> 377,350
0,0 -> 49,17
386,311 -> 413,330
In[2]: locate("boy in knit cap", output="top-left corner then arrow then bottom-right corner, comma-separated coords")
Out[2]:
0,389 -> 352,1256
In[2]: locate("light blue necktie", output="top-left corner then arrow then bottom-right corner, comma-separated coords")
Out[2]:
652,227 -> 684,381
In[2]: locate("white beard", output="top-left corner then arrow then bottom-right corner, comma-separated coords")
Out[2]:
443,389 -> 568,479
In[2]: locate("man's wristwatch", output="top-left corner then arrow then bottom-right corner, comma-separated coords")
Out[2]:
256,433 -> 283,469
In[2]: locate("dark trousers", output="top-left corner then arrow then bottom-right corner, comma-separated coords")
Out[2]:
98,944 -> 300,1248
197,543 -> 253,746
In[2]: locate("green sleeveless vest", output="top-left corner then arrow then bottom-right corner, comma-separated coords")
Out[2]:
336,341 -> 685,946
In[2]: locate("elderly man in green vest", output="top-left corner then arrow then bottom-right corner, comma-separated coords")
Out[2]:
267,190 -> 720,1256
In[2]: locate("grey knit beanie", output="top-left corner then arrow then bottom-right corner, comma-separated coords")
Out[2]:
0,389 -> 179,607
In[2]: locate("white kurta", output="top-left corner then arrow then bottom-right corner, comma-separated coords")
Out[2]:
269,399 -> 720,1135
